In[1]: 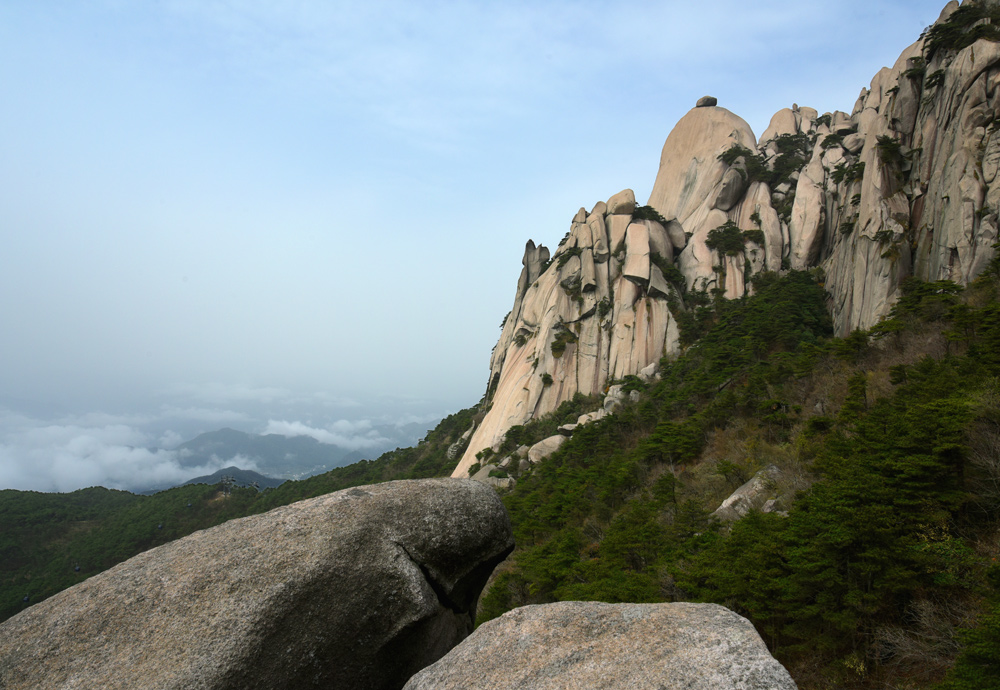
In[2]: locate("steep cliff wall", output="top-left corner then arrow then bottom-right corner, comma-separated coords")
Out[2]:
454,0 -> 1000,476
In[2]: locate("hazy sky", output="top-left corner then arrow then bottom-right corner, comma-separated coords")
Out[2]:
0,0 -> 949,491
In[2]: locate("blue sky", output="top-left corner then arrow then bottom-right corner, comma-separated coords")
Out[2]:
0,0 -> 950,490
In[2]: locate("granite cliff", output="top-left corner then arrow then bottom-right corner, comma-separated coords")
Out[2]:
454,0 -> 1000,476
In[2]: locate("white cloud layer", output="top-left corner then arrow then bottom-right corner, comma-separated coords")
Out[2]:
0,409 -> 258,493
263,419 -> 390,449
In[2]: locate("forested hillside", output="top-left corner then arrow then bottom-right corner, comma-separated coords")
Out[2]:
0,406 -> 478,624
476,263 -> 1000,690
4,262 -> 1000,689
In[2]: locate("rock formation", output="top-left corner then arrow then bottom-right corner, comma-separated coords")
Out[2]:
712,464 -> 784,522
0,479 -> 514,690
402,601 -> 797,690
454,1 -> 1000,475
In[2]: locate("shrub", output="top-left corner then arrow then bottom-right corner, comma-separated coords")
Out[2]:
597,297 -> 612,318
632,205 -> 668,224
924,4 -> 1000,59
541,373 -> 553,386
555,246 -> 583,270
831,160 -> 865,185
742,228 -> 765,246
706,221 -> 746,256
650,253 -> 685,286
550,325 -> 578,358
876,135 -> 905,166
821,133 -> 844,149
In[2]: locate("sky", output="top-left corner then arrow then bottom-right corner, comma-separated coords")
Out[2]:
0,0 -> 951,492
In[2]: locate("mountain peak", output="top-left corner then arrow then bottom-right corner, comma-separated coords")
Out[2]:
453,4 -> 1000,475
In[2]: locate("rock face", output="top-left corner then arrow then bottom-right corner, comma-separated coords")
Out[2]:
453,5 -> 1000,476
712,464 -> 782,522
0,479 -> 514,690
402,601 -> 797,690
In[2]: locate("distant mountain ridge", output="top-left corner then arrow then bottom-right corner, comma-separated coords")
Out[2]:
174,427 -> 370,481
181,466 -> 285,491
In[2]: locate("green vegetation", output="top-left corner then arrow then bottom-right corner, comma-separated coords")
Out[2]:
560,275 -> 584,304
631,205 -> 668,225
650,252 -> 685,287
832,160 -> 866,185
903,60 -> 927,81
8,262 -> 1000,690
477,270 -> 1000,690
555,246 -> 583,270
0,406 -> 481,623
706,221 -> 746,255
876,134 -> 906,167
550,324 -> 578,358
924,3 -> 1000,60
705,221 -> 765,256
597,297 -> 612,319
719,133 -> 811,190
821,133 -> 844,149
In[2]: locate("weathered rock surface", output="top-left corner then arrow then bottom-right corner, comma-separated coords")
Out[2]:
527,434 -> 566,464
454,6 -> 1000,476
0,479 -> 514,690
402,601 -> 797,690
713,464 -> 783,522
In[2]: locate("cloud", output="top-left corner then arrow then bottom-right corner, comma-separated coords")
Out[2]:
263,419 -> 390,450
164,383 -> 292,405
0,411 -> 243,493
158,405 -> 251,424
158,430 -> 185,448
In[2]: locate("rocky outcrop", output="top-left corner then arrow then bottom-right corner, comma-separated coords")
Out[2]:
454,4 -> 1000,476
451,196 -> 683,476
527,434 -> 567,464
402,601 -> 797,690
712,464 -> 783,522
0,479 -> 514,690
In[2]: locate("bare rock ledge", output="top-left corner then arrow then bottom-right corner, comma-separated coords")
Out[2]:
404,601 -> 797,689
0,479 -> 514,690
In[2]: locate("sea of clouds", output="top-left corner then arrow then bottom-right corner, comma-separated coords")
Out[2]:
0,386 -> 445,493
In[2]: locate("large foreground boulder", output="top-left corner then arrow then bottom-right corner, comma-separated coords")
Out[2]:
403,601 -> 797,689
0,479 -> 514,690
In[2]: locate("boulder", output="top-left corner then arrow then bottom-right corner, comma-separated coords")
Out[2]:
0,479 -> 514,690
403,602 -> 797,690
607,188 -> 636,215
576,409 -> 607,425
713,166 -> 748,211
696,95 -> 718,107
471,463 -> 497,481
622,221 -> 651,284
639,361 -> 659,381
484,476 -> 515,490
713,465 -> 782,522
647,106 -> 757,229
842,132 -> 864,153
527,435 -> 566,463
604,384 -> 627,412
